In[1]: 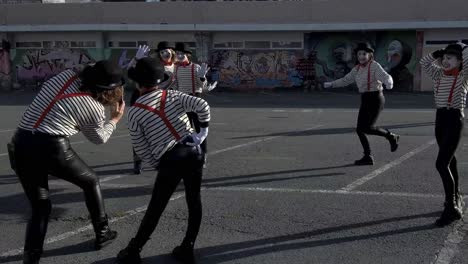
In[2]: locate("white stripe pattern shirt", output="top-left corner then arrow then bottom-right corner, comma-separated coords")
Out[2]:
127,89 -> 210,168
18,69 -> 116,144
331,60 -> 393,93
172,62 -> 207,94
420,48 -> 468,109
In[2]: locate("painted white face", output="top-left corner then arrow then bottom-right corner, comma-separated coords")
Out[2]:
176,51 -> 187,62
442,54 -> 461,71
387,40 -> 403,68
357,50 -> 371,65
159,49 -> 172,61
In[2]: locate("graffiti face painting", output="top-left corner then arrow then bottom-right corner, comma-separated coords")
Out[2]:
387,40 -> 403,69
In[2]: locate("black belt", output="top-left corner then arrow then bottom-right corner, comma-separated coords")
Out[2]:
16,128 -> 66,138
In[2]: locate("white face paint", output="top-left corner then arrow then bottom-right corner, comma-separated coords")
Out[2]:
176,51 -> 187,62
357,50 -> 371,65
442,54 -> 461,71
387,40 -> 403,69
159,49 -> 172,61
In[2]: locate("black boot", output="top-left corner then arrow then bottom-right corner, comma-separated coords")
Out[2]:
172,243 -> 196,264
435,202 -> 463,227
117,238 -> 142,264
133,160 -> 142,175
354,155 -> 374,166
387,132 -> 400,152
93,215 -> 117,250
23,249 -> 42,264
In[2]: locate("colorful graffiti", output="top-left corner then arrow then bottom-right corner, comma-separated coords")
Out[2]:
0,40 -> 12,91
305,31 -> 417,91
210,50 -> 303,89
14,49 -> 95,86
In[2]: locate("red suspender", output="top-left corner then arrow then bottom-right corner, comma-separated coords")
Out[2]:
355,61 -> 372,91
191,63 -> 195,95
133,90 -> 181,141
447,75 -> 459,106
33,75 -> 85,129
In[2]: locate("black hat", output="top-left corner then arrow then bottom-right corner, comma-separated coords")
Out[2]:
445,43 -> 464,60
174,42 -> 192,54
128,57 -> 169,87
355,42 -> 375,53
81,60 -> 124,90
156,41 -> 174,52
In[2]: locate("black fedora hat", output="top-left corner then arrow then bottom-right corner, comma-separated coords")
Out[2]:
128,57 -> 169,87
174,42 -> 192,54
156,41 -> 174,52
81,60 -> 125,90
355,42 -> 375,53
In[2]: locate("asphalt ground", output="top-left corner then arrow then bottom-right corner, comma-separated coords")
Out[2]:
0,90 -> 467,264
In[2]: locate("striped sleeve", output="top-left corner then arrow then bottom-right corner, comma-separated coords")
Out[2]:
76,101 -> 116,145
127,109 -> 158,168
373,62 -> 393,88
462,47 -> 468,81
420,53 -> 442,81
177,92 -> 210,125
332,66 -> 357,88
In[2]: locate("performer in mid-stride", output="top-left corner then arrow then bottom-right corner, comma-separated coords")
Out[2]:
171,42 -> 215,167
7,60 -> 125,263
324,42 -> 400,165
117,57 -> 210,264
421,42 -> 468,226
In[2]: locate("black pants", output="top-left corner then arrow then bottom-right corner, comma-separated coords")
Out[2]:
11,129 -> 107,252
132,143 -> 204,248
356,91 -> 391,156
435,108 -> 464,203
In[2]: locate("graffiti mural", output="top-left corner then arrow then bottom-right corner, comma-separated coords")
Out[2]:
305,31 -> 417,91
13,49 -> 95,85
210,50 -> 303,89
0,40 -> 12,91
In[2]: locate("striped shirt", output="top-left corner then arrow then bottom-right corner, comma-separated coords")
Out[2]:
420,48 -> 468,109
18,69 -> 116,144
172,62 -> 207,94
331,60 -> 393,93
127,89 -> 210,168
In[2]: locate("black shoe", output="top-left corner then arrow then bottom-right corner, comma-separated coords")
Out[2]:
172,245 -> 196,264
117,239 -> 142,264
354,155 -> 374,166
93,215 -> 118,250
23,249 -> 42,264
133,161 -> 142,175
388,133 -> 400,152
435,204 -> 463,227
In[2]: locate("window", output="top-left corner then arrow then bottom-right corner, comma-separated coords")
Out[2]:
15,42 -> 42,48
271,41 -> 302,49
71,41 -> 97,48
213,42 -> 244,49
118,41 -> 137,48
426,40 -> 468,45
244,41 -> 271,49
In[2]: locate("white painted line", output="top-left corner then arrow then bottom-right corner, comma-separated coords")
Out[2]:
0,129 -> 14,133
0,193 -> 186,258
208,125 -> 322,156
0,153 -> 7,157
431,210 -> 468,264
49,174 -> 132,187
208,186 -> 444,199
340,139 -> 436,192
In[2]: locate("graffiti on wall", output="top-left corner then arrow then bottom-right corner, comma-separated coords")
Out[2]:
210,50 -> 303,89
305,31 -> 417,91
13,49 -> 95,85
0,40 -> 12,90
